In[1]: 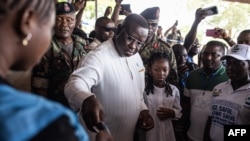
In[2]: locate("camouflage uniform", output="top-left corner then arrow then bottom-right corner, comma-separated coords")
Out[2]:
32,35 -> 87,107
139,34 -> 179,87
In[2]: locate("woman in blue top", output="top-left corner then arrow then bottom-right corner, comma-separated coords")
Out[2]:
0,0 -> 111,141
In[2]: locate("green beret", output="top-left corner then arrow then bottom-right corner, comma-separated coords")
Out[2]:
140,7 -> 160,21
56,2 -> 75,15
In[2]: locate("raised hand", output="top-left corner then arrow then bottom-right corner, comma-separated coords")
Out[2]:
72,0 -> 87,11
195,8 -> 207,24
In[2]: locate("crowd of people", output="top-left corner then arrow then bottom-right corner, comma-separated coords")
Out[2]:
1,0 -> 250,141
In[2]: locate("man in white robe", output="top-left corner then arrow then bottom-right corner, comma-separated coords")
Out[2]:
65,14 -> 154,141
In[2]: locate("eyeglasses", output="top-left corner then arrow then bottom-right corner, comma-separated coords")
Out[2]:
123,28 -> 145,48
99,26 -> 116,32
148,22 -> 158,27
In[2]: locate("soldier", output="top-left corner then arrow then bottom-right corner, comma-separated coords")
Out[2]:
31,2 -> 87,107
139,7 -> 178,87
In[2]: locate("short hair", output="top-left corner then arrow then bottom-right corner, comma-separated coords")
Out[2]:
172,44 -> 186,55
95,16 -> 113,27
239,29 -> 250,35
206,40 -> 227,55
122,14 -> 149,30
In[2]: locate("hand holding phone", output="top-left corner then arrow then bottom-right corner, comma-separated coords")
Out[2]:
201,6 -> 218,16
206,29 -> 220,38
119,4 -> 131,15
174,20 -> 178,26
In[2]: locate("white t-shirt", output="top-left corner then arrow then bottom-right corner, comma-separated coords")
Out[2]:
209,80 -> 250,141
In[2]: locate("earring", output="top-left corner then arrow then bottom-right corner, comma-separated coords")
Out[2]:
22,33 -> 32,46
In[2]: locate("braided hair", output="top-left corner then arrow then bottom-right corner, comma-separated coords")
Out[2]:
145,51 -> 173,97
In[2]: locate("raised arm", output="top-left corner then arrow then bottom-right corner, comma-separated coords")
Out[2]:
214,27 -> 236,47
72,0 -> 87,28
111,0 -> 122,24
183,8 -> 206,52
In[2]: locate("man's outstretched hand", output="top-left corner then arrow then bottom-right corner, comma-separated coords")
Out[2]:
81,95 -> 104,132
137,110 -> 154,131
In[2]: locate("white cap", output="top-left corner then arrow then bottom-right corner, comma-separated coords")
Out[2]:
221,44 -> 250,61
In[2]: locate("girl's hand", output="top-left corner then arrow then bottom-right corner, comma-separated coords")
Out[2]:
156,107 -> 175,120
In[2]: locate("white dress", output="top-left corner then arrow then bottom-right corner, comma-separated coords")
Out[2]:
64,39 -> 148,141
144,85 -> 182,141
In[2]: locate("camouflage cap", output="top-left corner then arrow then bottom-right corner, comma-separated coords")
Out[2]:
56,2 -> 75,15
140,7 -> 160,21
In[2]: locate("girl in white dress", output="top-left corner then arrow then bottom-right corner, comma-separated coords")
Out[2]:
144,52 -> 182,141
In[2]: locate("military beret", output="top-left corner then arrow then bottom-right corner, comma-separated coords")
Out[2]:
56,2 -> 75,15
140,7 -> 160,21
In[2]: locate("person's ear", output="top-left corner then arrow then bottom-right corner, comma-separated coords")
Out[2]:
19,8 -> 35,39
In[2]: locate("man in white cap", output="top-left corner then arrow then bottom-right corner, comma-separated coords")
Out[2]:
204,44 -> 250,141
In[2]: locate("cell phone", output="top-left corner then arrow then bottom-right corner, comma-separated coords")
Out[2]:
206,29 -> 220,38
93,121 -> 111,135
119,4 -> 131,15
175,20 -> 178,26
202,6 -> 218,16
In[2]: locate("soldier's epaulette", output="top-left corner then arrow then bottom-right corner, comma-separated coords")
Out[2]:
157,38 -> 171,48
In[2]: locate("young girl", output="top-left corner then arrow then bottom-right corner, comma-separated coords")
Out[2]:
144,52 -> 182,141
